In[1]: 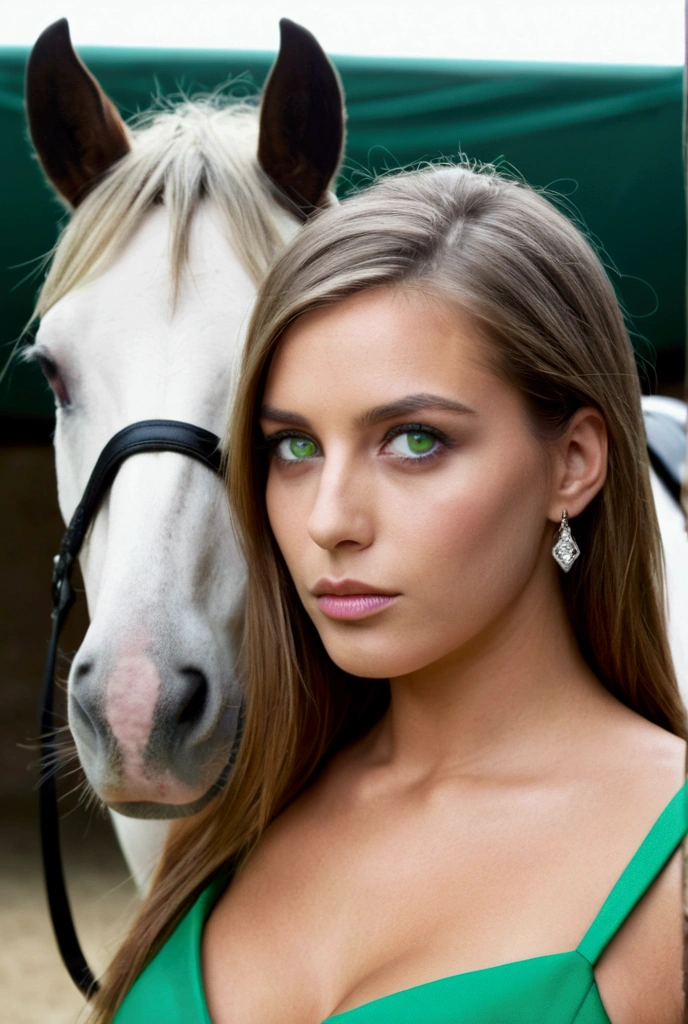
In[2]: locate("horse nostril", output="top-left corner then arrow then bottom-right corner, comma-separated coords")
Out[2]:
177,668 -> 208,726
73,660 -> 93,683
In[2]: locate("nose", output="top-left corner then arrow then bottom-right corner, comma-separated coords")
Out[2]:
306,456 -> 375,551
69,652 -> 229,804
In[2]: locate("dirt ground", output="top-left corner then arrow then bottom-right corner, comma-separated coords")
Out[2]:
1,801 -> 138,1024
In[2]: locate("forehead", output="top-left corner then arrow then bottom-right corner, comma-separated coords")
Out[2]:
263,287 -> 507,412
38,204 -> 256,346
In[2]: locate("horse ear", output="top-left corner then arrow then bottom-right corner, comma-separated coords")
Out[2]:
258,19 -> 346,218
25,18 -> 130,207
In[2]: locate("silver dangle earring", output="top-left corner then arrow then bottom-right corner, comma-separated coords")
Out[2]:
552,509 -> 580,572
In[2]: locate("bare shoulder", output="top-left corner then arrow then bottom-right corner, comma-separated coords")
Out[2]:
600,695 -> 686,760
584,693 -> 686,800
590,706 -> 686,1024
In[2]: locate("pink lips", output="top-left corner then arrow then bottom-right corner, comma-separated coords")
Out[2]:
311,579 -> 400,621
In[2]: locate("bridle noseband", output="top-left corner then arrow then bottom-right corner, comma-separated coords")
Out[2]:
39,419 -> 236,997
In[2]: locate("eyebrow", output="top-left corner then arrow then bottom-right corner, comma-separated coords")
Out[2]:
259,406 -> 311,427
259,393 -> 476,430
356,393 -> 476,428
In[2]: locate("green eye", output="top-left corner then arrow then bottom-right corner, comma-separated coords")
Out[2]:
290,438 -> 316,458
388,430 -> 438,458
275,436 -> 319,461
407,432 -> 435,453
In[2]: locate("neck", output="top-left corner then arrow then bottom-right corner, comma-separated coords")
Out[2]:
374,561 -> 612,782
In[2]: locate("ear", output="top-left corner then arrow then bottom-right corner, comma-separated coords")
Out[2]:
25,18 -> 130,207
548,407 -> 608,521
258,19 -> 346,219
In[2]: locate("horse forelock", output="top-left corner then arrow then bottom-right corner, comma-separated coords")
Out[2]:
33,96 -> 292,321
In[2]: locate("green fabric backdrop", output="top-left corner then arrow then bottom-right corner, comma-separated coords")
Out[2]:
0,48 -> 684,422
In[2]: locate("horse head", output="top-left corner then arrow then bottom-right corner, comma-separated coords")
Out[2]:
25,18 -> 345,819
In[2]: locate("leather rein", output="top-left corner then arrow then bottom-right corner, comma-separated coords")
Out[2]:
39,419 -> 235,997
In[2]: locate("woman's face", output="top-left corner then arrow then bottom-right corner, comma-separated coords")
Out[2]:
260,287 -> 560,681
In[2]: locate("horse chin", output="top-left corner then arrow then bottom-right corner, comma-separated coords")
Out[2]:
103,758 -> 232,820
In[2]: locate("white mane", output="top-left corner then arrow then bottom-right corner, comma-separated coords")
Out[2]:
35,97 -> 287,318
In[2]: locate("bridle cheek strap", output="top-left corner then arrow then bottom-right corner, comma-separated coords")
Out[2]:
40,419 -> 224,998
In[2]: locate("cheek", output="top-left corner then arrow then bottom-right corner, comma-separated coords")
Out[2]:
414,446 -> 546,579
412,467 -> 544,609
265,469 -> 309,573
431,461 -> 547,632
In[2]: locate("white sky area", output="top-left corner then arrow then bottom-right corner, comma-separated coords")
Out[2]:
4,1 -> 686,64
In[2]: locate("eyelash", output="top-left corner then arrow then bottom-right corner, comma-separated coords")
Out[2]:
263,423 -> 453,465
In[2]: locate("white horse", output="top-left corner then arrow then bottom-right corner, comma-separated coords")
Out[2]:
25,20 -> 688,897
24,18 -> 345,889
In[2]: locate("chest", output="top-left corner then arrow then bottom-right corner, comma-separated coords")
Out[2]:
201,787 -> 668,1024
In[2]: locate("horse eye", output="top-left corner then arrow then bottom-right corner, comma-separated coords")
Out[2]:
36,353 -> 71,409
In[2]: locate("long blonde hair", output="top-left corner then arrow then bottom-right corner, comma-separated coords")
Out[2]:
91,162 -> 686,1021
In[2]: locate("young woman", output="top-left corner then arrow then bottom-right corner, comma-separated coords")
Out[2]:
101,164 -> 688,1024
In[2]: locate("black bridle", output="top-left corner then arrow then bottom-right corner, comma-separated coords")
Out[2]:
39,419 -> 235,997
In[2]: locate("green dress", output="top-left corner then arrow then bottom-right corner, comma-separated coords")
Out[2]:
114,779 -> 688,1023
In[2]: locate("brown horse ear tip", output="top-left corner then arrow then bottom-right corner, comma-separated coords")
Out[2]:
51,17 -> 71,35
30,18 -> 73,65
35,17 -> 71,47
278,17 -> 302,35
278,18 -> 320,50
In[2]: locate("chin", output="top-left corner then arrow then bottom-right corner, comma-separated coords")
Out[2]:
321,628 -> 439,680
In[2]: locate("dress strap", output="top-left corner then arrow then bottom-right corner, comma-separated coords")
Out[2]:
577,780 -> 688,965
